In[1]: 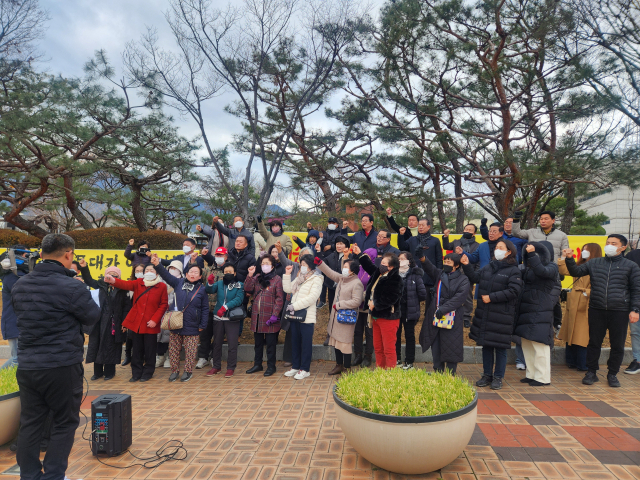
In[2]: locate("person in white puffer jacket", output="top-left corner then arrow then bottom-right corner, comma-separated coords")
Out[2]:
282,254 -> 323,380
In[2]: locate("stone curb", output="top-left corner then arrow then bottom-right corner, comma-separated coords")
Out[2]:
0,344 -> 633,365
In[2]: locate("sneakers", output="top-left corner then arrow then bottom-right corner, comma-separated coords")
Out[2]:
225,369 -> 234,378
155,355 -> 165,367
403,363 -> 414,370
396,360 -> 403,368
181,372 -> 192,382
476,375 -> 493,387
195,358 -> 209,369
607,373 -> 621,388
316,301 -> 326,309
164,356 -> 171,368
582,371 -> 599,385
294,370 -> 310,380
206,368 -> 221,376
515,363 -> 526,370
169,372 -> 179,382
490,377 -> 503,390
284,368 -> 299,377
624,360 -> 640,374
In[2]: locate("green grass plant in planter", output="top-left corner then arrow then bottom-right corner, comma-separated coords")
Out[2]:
332,368 -> 478,475
0,366 -> 20,446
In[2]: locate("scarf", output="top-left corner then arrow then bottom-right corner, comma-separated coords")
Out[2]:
291,269 -> 318,295
143,275 -> 162,287
417,232 -> 432,247
258,270 -> 276,290
398,263 -> 410,276
182,279 -> 202,291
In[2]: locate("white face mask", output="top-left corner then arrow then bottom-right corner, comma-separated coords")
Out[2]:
342,268 -> 350,277
300,266 -> 309,275
261,265 -> 272,274
1,258 -> 11,269
494,249 -> 508,261
135,272 -> 144,279
169,268 -> 182,278
604,245 -> 620,257
328,224 -> 337,231
182,245 -> 192,254
234,221 -> 243,229
399,259 -> 410,268
215,256 -> 225,266
143,272 -> 157,281
581,250 -> 590,259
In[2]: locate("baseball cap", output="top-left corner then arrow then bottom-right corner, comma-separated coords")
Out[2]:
215,247 -> 228,255
328,217 -> 338,223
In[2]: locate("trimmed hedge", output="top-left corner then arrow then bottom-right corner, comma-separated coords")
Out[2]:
65,227 -> 188,249
0,229 -> 42,248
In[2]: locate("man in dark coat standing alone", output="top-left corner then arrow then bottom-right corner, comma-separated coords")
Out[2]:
11,234 -> 101,480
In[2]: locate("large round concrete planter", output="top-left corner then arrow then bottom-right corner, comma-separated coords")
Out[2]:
0,391 -> 20,446
333,387 -> 477,474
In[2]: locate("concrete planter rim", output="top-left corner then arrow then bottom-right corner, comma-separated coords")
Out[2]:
0,391 -> 19,402
332,385 -> 478,424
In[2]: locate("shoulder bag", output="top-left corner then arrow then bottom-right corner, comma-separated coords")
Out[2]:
283,275 -> 315,323
161,285 -> 202,330
336,308 -> 357,325
222,284 -> 247,322
432,280 -> 455,329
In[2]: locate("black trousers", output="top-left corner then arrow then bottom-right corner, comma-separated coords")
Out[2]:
587,308 -> 629,375
283,329 -> 293,362
395,307 -> 417,364
254,332 -> 278,370
198,312 -> 215,359
124,330 -> 133,359
131,332 -> 157,380
16,364 -> 83,480
94,363 -> 116,377
354,311 -> 373,355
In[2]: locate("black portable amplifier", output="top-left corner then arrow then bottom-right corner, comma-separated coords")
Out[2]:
91,394 -> 132,457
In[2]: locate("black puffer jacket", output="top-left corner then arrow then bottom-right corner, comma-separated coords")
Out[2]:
319,250 -> 345,289
398,233 -> 443,286
420,259 -> 470,363
81,266 -> 132,365
11,261 -> 102,369
514,242 -> 561,347
226,247 -> 257,282
360,253 -> 404,320
462,260 -> 522,349
566,254 -> 640,311
400,265 -> 427,321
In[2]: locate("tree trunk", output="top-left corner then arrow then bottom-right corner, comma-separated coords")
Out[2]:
3,178 -> 51,238
130,185 -> 148,231
562,183 -> 576,233
63,174 -> 94,230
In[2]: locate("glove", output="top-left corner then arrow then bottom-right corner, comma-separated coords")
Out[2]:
435,309 -> 443,319
513,211 -> 523,222
207,274 -> 215,284
257,215 -> 262,223
216,306 -> 227,317
286,303 -> 295,314
266,315 -> 279,326
314,257 -> 322,265
481,218 -> 487,225
333,304 -> 337,310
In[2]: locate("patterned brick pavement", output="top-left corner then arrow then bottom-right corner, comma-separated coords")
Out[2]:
1,361 -> 639,479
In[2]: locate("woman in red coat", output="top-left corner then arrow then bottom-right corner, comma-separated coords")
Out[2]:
105,264 -> 168,382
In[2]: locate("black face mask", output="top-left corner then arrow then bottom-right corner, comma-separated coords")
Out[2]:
462,232 -> 473,239
223,274 -> 236,285
443,265 -> 454,274
378,264 -> 389,274
137,248 -> 149,255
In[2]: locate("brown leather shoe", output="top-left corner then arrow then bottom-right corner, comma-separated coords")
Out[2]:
328,364 -> 344,376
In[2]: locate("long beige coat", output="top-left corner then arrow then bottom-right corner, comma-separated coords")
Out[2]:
318,262 -> 364,344
558,259 -> 591,347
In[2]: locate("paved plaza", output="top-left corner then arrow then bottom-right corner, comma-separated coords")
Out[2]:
1,361 -> 639,479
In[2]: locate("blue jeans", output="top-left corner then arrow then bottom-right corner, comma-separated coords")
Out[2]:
482,346 -> 507,379
291,322 -> 314,372
0,338 -> 18,370
630,320 -> 640,362
515,343 -> 526,366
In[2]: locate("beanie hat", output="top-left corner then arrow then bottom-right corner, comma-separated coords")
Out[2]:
105,266 -> 122,278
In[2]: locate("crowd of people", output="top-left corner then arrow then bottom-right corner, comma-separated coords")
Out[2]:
3,210 -> 640,391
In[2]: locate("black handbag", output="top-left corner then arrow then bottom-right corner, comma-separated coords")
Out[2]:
283,304 -> 307,323
223,285 -> 247,322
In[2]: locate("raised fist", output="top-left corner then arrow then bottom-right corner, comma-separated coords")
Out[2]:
306,222 -> 312,229
443,229 -> 451,237
196,225 -> 202,231
201,248 -> 209,256
399,227 -> 406,235
212,216 -> 219,225
247,266 -> 256,277
207,274 -> 215,284
257,215 -> 262,223
129,239 -> 135,246
319,231 -> 323,238
285,265 -> 293,275
352,244 -> 361,255
514,210 -> 524,218
104,274 -> 115,284
150,254 -> 160,266
275,241 -> 282,253
525,244 -> 535,253
79,258 -> 87,268
460,255 -> 469,265
386,207 -> 392,216
343,220 -> 349,229
455,246 -> 463,255
562,248 -> 574,258
292,235 -> 298,241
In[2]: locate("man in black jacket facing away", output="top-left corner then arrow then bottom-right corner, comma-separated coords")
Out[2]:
11,233 -> 101,480
563,234 -> 640,388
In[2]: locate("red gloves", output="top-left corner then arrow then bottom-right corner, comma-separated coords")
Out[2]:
314,257 -> 322,265
216,306 -> 227,317
207,274 -> 215,284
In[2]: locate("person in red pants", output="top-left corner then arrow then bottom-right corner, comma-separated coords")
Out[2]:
353,245 -> 404,368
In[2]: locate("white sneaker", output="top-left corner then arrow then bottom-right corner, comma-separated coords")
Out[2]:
294,370 -> 310,380
403,363 -> 414,370
163,356 -> 171,368
284,369 -> 299,377
516,363 -> 526,370
155,355 -> 165,367
195,358 -> 208,369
